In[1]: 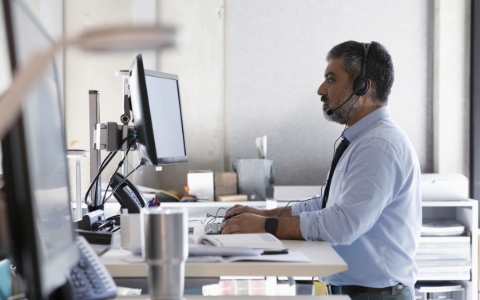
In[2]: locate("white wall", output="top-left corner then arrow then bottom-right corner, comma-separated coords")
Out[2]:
33,0 -> 470,199
433,0 -> 471,176
64,0 -> 225,197
226,0 -> 435,185
132,0 -> 225,192
64,0 -> 134,199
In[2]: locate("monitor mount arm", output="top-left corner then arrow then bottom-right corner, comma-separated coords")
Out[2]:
88,70 -> 136,210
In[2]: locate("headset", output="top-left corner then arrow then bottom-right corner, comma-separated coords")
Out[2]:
327,42 -> 371,116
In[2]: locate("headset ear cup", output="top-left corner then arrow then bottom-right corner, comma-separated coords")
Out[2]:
354,77 -> 369,96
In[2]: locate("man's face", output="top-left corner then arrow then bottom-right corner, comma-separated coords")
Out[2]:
318,58 -> 360,125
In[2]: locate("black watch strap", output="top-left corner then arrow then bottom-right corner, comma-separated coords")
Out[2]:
265,217 -> 279,236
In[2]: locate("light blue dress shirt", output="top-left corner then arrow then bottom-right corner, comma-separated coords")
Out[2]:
291,106 -> 421,287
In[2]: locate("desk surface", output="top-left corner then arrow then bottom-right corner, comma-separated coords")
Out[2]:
102,210 -> 347,279
101,239 -> 347,278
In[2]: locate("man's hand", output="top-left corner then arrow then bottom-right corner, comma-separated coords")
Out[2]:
220,213 -> 267,234
223,205 -> 272,219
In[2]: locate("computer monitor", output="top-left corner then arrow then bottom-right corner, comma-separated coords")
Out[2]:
128,54 -> 188,166
1,0 -> 79,299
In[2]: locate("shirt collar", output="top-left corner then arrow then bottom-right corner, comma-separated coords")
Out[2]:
343,106 -> 390,142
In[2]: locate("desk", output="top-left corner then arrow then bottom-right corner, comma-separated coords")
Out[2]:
100,202 -> 347,296
101,212 -> 347,278
101,239 -> 347,278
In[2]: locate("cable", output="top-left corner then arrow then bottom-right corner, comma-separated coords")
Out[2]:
102,137 -> 137,204
191,207 -> 234,225
211,207 -> 233,223
92,151 -> 115,206
276,200 -> 302,218
84,135 -> 135,205
101,162 -> 142,205
323,94 -> 362,203
92,135 -> 136,204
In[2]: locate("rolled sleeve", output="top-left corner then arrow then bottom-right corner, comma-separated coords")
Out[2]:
299,211 -> 324,241
291,194 -> 323,216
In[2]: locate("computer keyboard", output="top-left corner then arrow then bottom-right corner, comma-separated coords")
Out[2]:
69,236 -> 117,300
204,222 -> 222,234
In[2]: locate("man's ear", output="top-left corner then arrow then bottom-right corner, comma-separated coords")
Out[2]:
366,78 -> 373,97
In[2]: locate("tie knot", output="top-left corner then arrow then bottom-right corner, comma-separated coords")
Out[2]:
338,138 -> 350,149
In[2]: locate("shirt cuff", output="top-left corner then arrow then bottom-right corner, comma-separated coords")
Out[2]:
299,211 -> 324,241
291,202 -> 302,216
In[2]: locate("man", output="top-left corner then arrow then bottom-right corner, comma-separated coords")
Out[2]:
220,41 -> 421,300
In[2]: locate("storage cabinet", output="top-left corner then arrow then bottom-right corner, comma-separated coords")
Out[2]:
420,200 -> 478,300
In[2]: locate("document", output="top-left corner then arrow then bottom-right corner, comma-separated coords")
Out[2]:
125,251 -> 311,264
194,233 -> 285,250
186,251 -> 311,263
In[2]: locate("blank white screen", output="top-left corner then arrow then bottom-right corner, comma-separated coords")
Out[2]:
145,75 -> 186,159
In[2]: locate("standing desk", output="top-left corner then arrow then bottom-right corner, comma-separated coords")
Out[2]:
100,200 -> 347,296
101,239 -> 346,278
100,206 -> 347,278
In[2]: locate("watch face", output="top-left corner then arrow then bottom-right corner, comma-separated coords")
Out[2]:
266,217 -> 278,231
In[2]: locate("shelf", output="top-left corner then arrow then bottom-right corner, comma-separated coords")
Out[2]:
422,199 -> 477,207
419,199 -> 478,300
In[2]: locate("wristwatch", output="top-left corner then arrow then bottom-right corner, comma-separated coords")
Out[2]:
265,217 -> 279,236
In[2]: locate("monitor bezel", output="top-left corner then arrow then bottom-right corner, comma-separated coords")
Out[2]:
129,54 -> 188,166
2,0 -> 79,299
144,69 -> 188,164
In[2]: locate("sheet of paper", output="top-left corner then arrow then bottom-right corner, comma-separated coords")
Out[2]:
189,245 -> 263,257
126,251 -> 310,264
224,251 -> 311,263
198,233 -> 284,249
186,251 -> 310,263
126,244 -> 262,258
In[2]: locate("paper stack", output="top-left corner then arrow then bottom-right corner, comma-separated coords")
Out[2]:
414,281 -> 465,300
421,219 -> 465,237
414,234 -> 471,280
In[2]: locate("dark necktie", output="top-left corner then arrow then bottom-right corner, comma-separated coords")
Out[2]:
322,138 -> 350,209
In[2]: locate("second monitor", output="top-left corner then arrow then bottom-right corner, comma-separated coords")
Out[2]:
129,54 -> 188,166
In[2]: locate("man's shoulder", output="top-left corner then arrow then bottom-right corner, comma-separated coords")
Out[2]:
358,117 -> 409,146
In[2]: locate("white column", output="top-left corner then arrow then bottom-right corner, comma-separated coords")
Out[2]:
433,0 -> 471,176
39,0 -> 64,101
132,0 -> 156,70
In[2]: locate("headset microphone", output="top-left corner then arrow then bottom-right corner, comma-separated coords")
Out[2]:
326,84 -> 364,116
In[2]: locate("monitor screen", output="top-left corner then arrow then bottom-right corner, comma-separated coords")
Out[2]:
145,75 -> 186,159
129,54 -> 188,166
2,0 -> 78,298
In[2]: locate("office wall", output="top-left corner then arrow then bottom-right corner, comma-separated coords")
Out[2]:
131,0 -> 225,192
225,0 -> 435,185
57,0 -> 470,199
433,0 -> 471,177
64,0 -> 134,198
64,0 -> 225,196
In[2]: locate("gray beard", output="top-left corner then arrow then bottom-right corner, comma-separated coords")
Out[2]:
323,88 -> 360,125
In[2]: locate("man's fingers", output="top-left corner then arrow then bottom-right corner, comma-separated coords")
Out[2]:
219,217 -> 240,231
221,224 -> 242,234
224,205 -> 248,218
